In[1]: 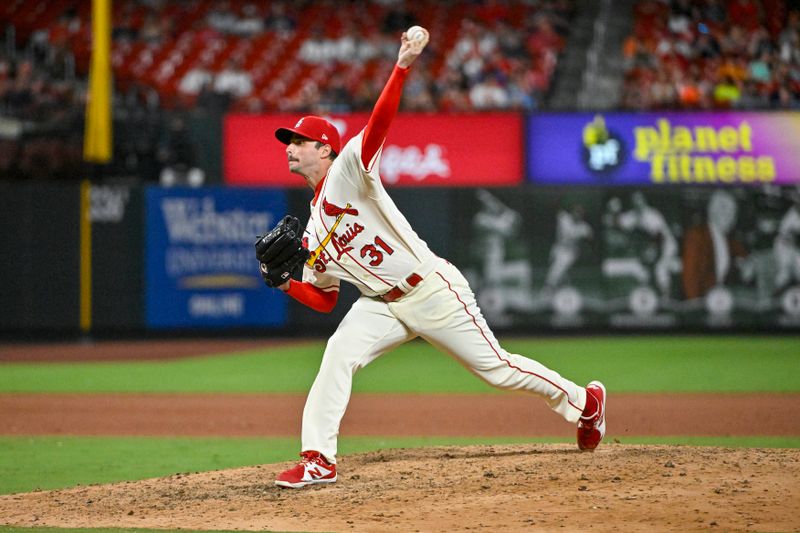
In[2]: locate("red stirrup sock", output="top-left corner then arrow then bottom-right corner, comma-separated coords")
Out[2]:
581,388 -> 599,420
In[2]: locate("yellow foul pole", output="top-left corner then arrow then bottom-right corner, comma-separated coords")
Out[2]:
83,0 -> 112,163
80,179 -> 92,332
81,0 -> 112,333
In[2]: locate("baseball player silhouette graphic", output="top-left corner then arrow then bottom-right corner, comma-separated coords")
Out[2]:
257,27 -> 606,489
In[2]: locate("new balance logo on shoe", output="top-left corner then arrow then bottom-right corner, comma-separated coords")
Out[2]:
306,465 -> 332,479
275,451 -> 338,489
577,381 -> 607,451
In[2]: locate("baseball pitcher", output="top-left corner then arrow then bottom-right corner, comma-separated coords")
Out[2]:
255,27 -> 607,489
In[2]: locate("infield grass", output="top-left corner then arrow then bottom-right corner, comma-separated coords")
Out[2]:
1,336 -> 799,393
1,435 -> 798,495
0,526 -> 255,533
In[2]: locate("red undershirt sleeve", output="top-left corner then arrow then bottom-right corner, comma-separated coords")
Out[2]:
361,64 -> 410,169
283,279 -> 339,313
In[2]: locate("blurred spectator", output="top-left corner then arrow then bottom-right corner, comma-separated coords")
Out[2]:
234,4 -> 265,37
206,1 -> 238,34
403,70 -> 437,111
49,9 -> 81,48
476,0 -> 512,27
112,3 -> 139,42
702,0 -> 728,24
748,50 -> 772,83
196,80 -> 231,112
447,19 -> 501,84
265,1 -> 296,34
157,115 -> 205,187
778,11 -> 800,62
695,31 -> 721,60
717,54 -> 748,83
669,0 -> 695,34
382,3 -> 417,34
4,60 -> 35,114
213,58 -> 253,99
300,34 -> 352,64
738,78 -> 770,107
317,72 -> 351,113
178,56 -> 214,97
728,0 -> 762,31
139,12 -> 166,44
351,78 -> 381,110
439,88 -> 472,111
713,75 -> 742,107
651,69 -> 678,107
469,74 -> 510,109
114,105 -> 161,181
678,67 -> 708,107
507,68 -> 538,110
526,15 -> 565,55
496,21 -> 529,59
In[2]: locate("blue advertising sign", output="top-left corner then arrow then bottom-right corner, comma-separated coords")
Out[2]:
145,187 -> 287,328
527,112 -> 800,186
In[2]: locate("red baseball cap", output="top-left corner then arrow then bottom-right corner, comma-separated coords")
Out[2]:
275,116 -> 341,155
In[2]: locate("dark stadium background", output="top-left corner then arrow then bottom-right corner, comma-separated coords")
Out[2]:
1,0 -> 800,338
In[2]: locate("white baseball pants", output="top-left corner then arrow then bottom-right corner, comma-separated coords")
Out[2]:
301,259 -> 588,463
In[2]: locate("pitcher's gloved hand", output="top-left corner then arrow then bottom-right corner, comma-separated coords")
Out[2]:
255,215 -> 310,288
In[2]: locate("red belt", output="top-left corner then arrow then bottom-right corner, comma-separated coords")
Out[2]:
380,273 -> 423,303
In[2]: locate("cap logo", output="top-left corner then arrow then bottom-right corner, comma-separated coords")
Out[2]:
295,118 -> 304,127
321,134 -> 328,140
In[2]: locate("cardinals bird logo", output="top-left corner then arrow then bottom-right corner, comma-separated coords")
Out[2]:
323,199 -> 359,217
308,199 -> 359,266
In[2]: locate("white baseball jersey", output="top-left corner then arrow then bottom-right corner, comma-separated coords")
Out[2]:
301,129 -> 438,298
777,206 -> 800,244
774,205 -> 800,288
296,132 -> 588,464
618,206 -> 667,236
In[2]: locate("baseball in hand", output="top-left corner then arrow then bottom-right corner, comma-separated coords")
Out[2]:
407,25 -> 426,42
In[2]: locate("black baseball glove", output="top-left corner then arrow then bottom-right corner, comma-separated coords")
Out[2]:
255,215 -> 311,288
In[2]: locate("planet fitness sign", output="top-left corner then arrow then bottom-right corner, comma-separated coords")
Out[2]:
527,112 -> 800,186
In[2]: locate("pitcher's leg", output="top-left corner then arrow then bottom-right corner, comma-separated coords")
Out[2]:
301,296 -> 414,463
397,263 -> 586,423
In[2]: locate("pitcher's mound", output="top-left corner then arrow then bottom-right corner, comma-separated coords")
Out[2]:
1,444 -> 797,532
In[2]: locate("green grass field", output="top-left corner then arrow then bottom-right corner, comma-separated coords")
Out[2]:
0,526 -> 250,533
1,336 -> 799,498
0,526 -> 253,533
2,336 -> 799,393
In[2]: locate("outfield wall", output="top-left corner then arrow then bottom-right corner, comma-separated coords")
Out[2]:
1,181 -> 798,337
3,110 -> 800,336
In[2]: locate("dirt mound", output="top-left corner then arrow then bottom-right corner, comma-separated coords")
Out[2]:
1,444 -> 798,532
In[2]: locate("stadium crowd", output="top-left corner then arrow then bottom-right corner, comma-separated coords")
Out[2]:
1,0 -> 799,181
0,0 -> 575,181
622,0 -> 800,109
2,0 -> 574,115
